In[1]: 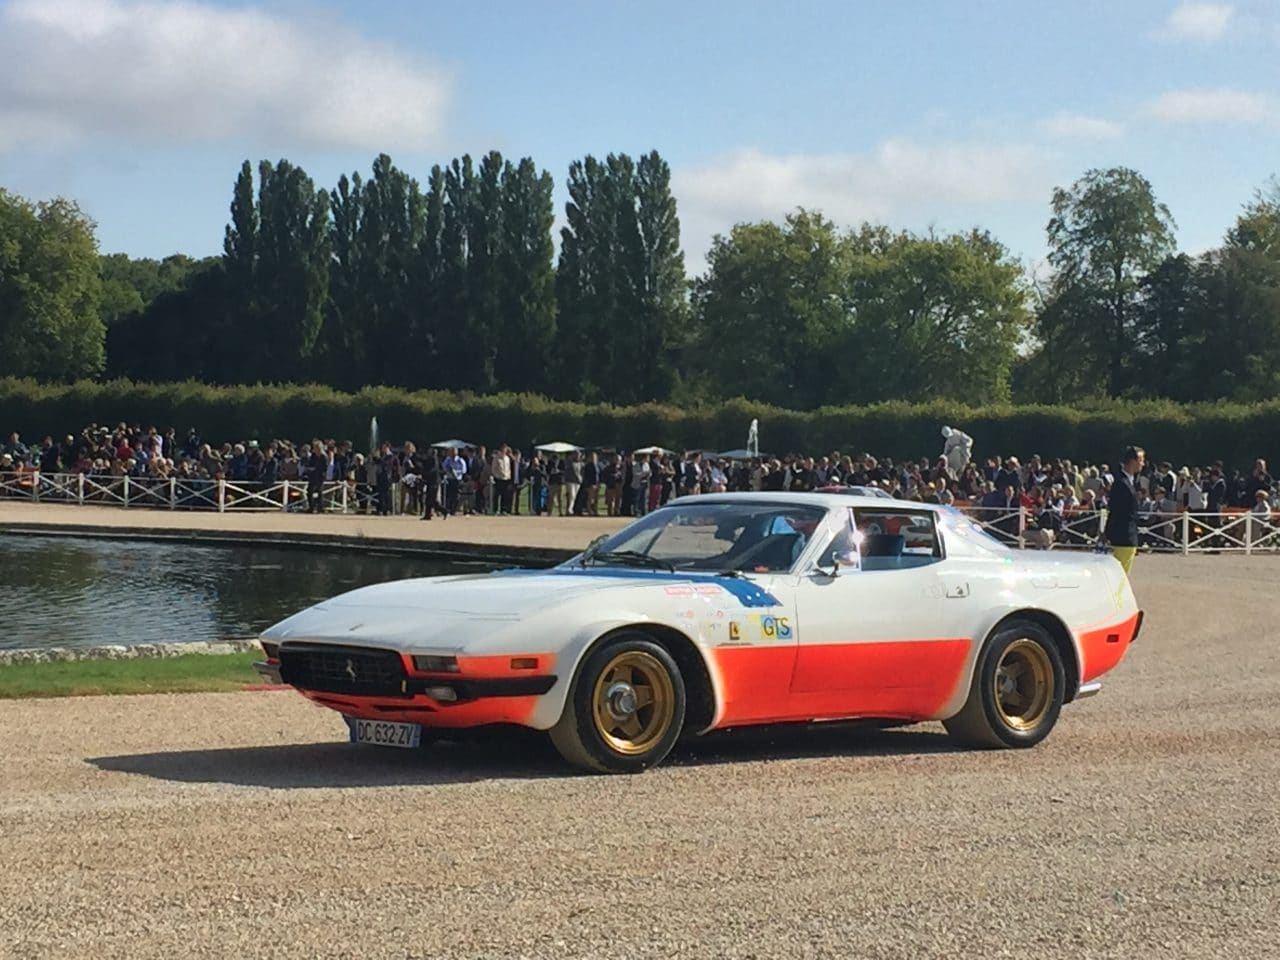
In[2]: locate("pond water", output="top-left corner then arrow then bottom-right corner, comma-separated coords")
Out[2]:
0,535 -> 497,650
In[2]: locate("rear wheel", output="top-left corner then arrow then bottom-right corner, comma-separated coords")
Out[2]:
550,633 -> 686,773
944,619 -> 1064,749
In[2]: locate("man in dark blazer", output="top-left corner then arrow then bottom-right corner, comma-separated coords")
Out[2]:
1104,445 -> 1145,575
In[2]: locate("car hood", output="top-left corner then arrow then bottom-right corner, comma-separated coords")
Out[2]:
260,568 -> 760,653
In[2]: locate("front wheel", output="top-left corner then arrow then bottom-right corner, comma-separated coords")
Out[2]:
550,633 -> 686,773
944,619 -> 1065,749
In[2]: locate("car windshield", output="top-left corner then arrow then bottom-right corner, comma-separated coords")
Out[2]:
569,501 -> 828,574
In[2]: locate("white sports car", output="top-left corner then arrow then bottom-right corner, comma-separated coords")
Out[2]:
257,493 -> 1142,773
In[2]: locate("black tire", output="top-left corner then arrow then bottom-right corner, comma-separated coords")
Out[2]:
550,632 -> 686,774
944,619 -> 1065,749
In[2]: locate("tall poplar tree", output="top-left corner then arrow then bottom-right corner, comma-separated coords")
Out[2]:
222,159 -> 330,382
321,171 -> 364,388
495,157 -> 556,394
356,154 -> 424,386
632,150 -> 686,401
556,150 -> 685,401
437,154 -> 475,390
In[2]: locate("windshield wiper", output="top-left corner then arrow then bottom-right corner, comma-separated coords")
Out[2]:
576,534 -> 609,568
589,550 -> 676,573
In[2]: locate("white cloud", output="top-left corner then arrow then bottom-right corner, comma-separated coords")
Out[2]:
673,140 -> 1050,269
1039,111 -> 1124,142
1159,2 -> 1234,41
0,0 -> 451,154
1145,88 -> 1275,125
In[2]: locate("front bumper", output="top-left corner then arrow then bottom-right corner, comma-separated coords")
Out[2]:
298,687 -> 552,729
267,642 -> 559,729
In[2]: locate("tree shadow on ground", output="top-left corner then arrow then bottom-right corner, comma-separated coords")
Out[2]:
88,722 -> 960,789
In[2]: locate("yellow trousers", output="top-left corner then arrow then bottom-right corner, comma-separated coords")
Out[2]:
1112,546 -> 1136,574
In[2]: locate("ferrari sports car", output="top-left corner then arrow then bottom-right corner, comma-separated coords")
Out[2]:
257,493 -> 1142,773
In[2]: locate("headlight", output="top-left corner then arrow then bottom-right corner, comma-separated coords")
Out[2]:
412,655 -> 460,673
259,639 -> 280,660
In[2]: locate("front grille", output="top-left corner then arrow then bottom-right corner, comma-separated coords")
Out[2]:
279,644 -> 407,697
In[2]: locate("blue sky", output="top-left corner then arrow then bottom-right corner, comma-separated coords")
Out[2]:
1,0 -> 1278,274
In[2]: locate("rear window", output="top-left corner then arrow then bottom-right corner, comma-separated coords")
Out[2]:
854,508 -> 941,557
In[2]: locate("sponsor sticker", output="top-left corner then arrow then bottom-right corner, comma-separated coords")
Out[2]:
728,615 -> 794,641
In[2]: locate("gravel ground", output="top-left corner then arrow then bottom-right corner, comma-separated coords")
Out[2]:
2,554 -> 1278,960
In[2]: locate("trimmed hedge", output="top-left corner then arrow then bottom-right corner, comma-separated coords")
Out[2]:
1,378 -> 1277,470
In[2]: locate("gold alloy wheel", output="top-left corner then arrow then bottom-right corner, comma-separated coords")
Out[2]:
992,638 -> 1053,732
591,650 -> 676,755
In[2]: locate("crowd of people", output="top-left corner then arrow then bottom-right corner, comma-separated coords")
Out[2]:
1,425 -> 1276,540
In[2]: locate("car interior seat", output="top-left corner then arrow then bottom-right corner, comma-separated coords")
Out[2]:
738,533 -> 802,571
861,533 -> 905,557
860,533 -> 906,571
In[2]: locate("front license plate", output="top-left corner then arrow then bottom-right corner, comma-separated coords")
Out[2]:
347,718 -> 422,749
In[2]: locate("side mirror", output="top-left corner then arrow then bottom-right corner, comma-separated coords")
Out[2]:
823,549 -> 859,577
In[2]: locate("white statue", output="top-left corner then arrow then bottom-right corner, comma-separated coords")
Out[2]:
941,425 -> 973,475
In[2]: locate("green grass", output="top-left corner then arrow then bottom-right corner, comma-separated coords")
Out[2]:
0,652 -> 264,699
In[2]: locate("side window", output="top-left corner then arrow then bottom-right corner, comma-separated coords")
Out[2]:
854,509 -> 942,570
810,509 -> 860,572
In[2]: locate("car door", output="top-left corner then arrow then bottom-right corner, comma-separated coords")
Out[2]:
707,571 -> 801,728
788,507 -> 974,719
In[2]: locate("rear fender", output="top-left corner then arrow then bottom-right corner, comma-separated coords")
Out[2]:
935,605 -> 1082,720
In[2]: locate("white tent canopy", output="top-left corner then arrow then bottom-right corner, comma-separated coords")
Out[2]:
633,445 -> 675,456
431,439 -> 476,449
534,441 -> 584,453
717,448 -> 763,460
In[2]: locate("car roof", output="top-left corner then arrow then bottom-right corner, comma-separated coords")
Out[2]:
667,491 -> 937,511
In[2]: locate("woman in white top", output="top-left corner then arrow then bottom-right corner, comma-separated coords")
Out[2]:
1181,467 -> 1206,512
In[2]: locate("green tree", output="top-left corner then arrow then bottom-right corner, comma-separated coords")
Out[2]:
436,154 -> 476,390
631,150 -> 687,401
495,157 -> 556,393
1040,167 -> 1176,398
221,159 -> 331,383
355,154 -> 425,386
1227,178 -> 1280,256
690,210 -> 849,408
555,151 -> 685,401
466,151 -> 507,391
318,171 -> 365,389
842,227 -> 1027,404
105,258 -> 227,380
1190,188 -> 1280,399
414,164 -> 447,381
691,214 -> 1026,408
0,190 -> 104,380
555,155 -> 606,397
1132,254 -> 1205,400
98,253 -> 201,329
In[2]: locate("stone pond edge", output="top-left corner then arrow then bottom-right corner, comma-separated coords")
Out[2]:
0,639 -> 262,666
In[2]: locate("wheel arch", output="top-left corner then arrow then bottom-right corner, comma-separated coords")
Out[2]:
574,623 -> 717,735
991,608 -> 1081,702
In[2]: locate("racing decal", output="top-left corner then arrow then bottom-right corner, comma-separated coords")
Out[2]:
665,585 -> 694,597
499,568 -> 784,608
726,615 -> 794,643
761,615 -> 792,639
